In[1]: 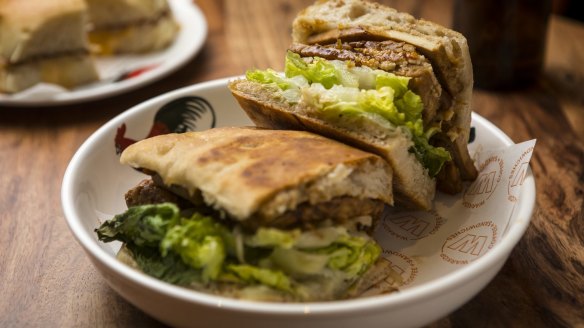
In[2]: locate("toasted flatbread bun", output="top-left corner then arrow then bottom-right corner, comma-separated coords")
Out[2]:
292,0 -> 477,190
229,80 -> 434,210
120,127 -> 393,222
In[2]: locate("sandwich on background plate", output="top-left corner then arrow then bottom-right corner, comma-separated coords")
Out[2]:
229,0 -> 478,210
85,0 -> 179,55
96,127 -> 398,302
0,0 -> 99,93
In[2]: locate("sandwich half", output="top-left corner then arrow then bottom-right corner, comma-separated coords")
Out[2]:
229,0 -> 478,210
96,127 -> 396,302
85,0 -> 179,55
0,0 -> 99,93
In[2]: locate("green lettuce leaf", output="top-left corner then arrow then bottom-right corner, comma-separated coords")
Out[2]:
244,228 -> 300,249
268,247 -> 330,276
358,87 -> 406,125
95,203 -> 179,247
160,213 -> 233,281
311,236 -> 381,278
375,72 -> 410,98
227,264 -> 293,292
285,51 -> 340,89
126,244 -> 201,285
246,69 -> 296,91
411,134 -> 452,177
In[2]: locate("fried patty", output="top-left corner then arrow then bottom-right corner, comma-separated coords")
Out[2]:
125,179 -> 383,231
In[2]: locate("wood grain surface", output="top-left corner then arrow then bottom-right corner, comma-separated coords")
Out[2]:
1,0 -> 583,327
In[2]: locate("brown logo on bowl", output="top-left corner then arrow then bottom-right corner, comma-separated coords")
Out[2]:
463,156 -> 504,208
381,210 -> 445,241
507,146 -> 534,203
380,250 -> 418,286
440,221 -> 498,265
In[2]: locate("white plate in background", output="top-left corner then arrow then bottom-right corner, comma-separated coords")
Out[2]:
0,0 -> 207,107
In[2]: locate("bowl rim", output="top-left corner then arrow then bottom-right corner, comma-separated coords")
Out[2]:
61,76 -> 536,316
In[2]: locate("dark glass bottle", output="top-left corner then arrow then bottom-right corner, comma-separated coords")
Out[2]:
453,0 -> 552,90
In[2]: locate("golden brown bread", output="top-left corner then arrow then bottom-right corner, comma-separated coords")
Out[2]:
120,127 -> 393,222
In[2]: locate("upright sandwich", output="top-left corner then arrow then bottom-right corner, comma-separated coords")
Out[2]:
229,0 -> 478,210
85,0 -> 179,55
0,0 -> 99,93
96,127 -> 396,302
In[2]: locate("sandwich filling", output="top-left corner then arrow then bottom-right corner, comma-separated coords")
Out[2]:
125,178 -> 386,231
96,198 -> 382,301
246,49 -> 451,176
289,41 -> 445,126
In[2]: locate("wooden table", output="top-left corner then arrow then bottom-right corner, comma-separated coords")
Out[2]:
1,0 -> 583,326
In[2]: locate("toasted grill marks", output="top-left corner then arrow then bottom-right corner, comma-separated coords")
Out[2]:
125,179 -> 384,231
197,133 -> 364,189
290,41 -> 443,125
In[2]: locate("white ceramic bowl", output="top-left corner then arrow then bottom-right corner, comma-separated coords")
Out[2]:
62,77 -> 536,328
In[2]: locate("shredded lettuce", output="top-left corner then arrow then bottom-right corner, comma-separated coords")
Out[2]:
227,264 -> 293,292
246,69 -> 298,91
126,244 -> 201,285
309,235 -> 381,278
160,214 -> 232,281
268,247 -> 330,276
246,51 -> 452,176
285,52 -> 341,88
95,203 -> 381,298
332,238 -> 381,278
95,203 -> 179,247
244,228 -> 300,249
